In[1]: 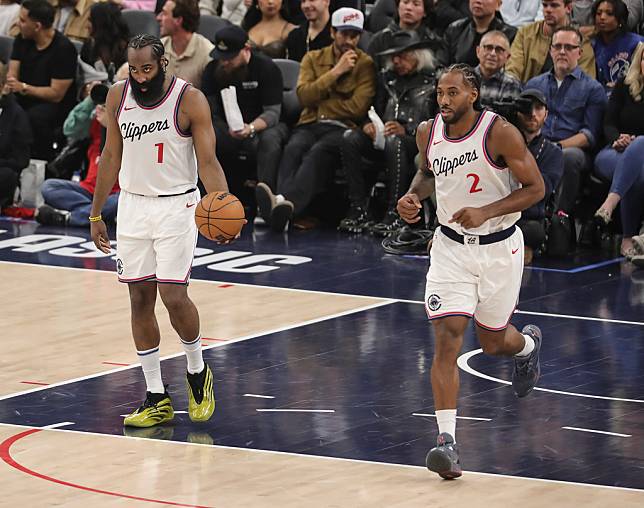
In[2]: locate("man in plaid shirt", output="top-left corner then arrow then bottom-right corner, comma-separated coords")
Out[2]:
474,30 -> 522,108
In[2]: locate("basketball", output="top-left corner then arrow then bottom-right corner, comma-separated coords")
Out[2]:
194,192 -> 245,242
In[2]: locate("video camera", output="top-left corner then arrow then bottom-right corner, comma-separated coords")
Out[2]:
485,96 -> 534,127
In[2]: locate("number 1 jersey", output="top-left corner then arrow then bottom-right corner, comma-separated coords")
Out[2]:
117,76 -> 198,197
426,110 -> 521,236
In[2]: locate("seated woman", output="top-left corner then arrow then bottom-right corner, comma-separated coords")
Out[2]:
80,2 -> 130,83
241,0 -> 296,59
591,0 -> 643,94
594,42 -> 644,257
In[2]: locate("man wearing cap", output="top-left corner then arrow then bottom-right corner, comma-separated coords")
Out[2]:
339,30 -> 438,235
515,88 -> 564,263
474,30 -> 521,109
202,24 -> 285,210
256,7 -> 376,232
285,0 -> 332,62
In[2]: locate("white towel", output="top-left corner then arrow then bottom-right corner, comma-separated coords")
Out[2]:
368,106 -> 385,150
221,86 -> 245,132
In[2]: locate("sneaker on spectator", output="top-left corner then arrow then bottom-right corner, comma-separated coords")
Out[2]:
255,182 -> 276,224
338,204 -> 370,234
631,234 -> 644,255
370,210 -> 403,237
270,200 -> 294,233
36,205 -> 70,227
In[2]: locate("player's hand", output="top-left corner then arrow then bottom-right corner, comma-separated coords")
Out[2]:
214,219 -> 248,244
384,121 -> 405,137
90,220 -> 111,253
449,207 -> 488,229
332,50 -> 358,77
363,122 -> 376,140
397,193 -> 422,223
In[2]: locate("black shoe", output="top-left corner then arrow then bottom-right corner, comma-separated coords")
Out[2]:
338,204 -> 370,234
512,324 -> 542,398
426,432 -> 462,479
255,182 -> 276,224
36,204 -> 70,227
370,210 -> 403,237
270,200 -> 294,233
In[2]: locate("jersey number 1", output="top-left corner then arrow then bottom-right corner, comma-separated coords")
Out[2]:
155,143 -> 164,164
466,173 -> 483,193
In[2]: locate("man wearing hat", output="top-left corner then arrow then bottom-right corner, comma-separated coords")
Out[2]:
256,7 -> 376,232
339,30 -> 438,235
515,88 -> 564,263
201,24 -> 285,210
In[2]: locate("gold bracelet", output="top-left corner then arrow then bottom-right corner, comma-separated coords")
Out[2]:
88,214 -> 103,222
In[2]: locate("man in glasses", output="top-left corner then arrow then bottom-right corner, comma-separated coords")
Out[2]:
506,0 -> 596,82
474,30 -> 521,108
525,26 -> 606,227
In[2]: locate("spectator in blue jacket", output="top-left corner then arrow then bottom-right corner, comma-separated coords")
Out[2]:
525,26 -> 607,217
591,0 -> 644,94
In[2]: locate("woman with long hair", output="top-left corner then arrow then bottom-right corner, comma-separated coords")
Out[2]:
591,0 -> 643,93
241,0 -> 296,59
80,2 -> 130,82
594,42 -> 644,257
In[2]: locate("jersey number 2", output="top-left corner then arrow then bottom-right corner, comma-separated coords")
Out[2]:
466,173 -> 483,193
155,143 -> 164,164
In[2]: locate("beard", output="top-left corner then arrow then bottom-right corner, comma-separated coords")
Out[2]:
214,61 -> 249,89
129,67 -> 166,105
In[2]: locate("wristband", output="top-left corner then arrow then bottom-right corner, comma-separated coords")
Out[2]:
89,214 -> 103,222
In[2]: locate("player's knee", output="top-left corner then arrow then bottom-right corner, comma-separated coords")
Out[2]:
479,338 -> 505,356
159,287 -> 189,313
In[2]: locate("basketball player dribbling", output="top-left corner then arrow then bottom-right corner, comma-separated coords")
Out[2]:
90,35 -> 231,428
397,64 -> 546,479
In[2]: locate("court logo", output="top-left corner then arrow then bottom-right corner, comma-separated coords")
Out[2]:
427,293 -> 442,311
116,258 -> 124,275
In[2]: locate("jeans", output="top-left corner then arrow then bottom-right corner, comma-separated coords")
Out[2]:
341,129 -> 417,210
276,123 -> 345,214
555,147 -> 592,215
594,136 -> 644,236
41,178 -> 119,226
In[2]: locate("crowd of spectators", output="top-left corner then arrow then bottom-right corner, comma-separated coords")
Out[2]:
0,0 -> 643,265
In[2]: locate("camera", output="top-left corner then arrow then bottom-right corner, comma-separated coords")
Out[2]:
90,83 -> 109,105
485,96 -> 534,127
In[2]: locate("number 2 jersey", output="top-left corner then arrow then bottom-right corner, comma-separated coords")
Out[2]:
116,76 -> 198,197
427,110 -> 521,236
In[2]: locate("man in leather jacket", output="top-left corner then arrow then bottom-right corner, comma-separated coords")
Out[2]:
339,31 -> 437,235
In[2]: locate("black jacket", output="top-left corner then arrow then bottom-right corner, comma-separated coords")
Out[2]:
374,69 -> 437,136
523,133 -> 563,220
445,13 -> 517,66
0,94 -> 32,172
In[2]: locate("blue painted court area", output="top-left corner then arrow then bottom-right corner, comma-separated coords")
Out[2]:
0,302 -> 642,489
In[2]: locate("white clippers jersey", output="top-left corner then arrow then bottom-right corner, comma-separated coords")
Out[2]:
117,76 -> 197,196
426,110 -> 521,235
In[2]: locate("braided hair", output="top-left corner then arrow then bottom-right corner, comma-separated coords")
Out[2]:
441,63 -> 483,110
128,34 -> 165,62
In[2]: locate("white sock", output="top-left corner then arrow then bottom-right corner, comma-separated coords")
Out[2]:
435,409 -> 457,441
275,194 -> 285,203
181,334 -> 205,374
137,346 -> 164,394
515,334 -> 535,357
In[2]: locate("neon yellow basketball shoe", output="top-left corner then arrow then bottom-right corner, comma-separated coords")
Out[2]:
123,392 -> 174,428
187,364 -> 215,422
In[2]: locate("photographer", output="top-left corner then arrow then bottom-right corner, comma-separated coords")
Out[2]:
511,89 -> 564,263
36,80 -> 120,227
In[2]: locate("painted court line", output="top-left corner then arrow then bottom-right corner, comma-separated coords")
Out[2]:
412,413 -> 492,422
457,349 -> 644,404
256,409 -> 335,413
19,381 -> 49,386
41,422 -> 75,430
0,298 -> 395,403
562,426 -> 632,438
243,394 -> 275,399
1,423 -> 642,494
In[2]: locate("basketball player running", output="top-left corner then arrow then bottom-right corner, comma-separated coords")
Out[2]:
90,35 -> 230,428
397,64 -> 546,479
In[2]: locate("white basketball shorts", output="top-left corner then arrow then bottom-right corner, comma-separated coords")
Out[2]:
424,225 -> 524,330
116,189 -> 200,284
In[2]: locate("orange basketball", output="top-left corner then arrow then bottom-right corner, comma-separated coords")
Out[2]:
194,192 -> 245,242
